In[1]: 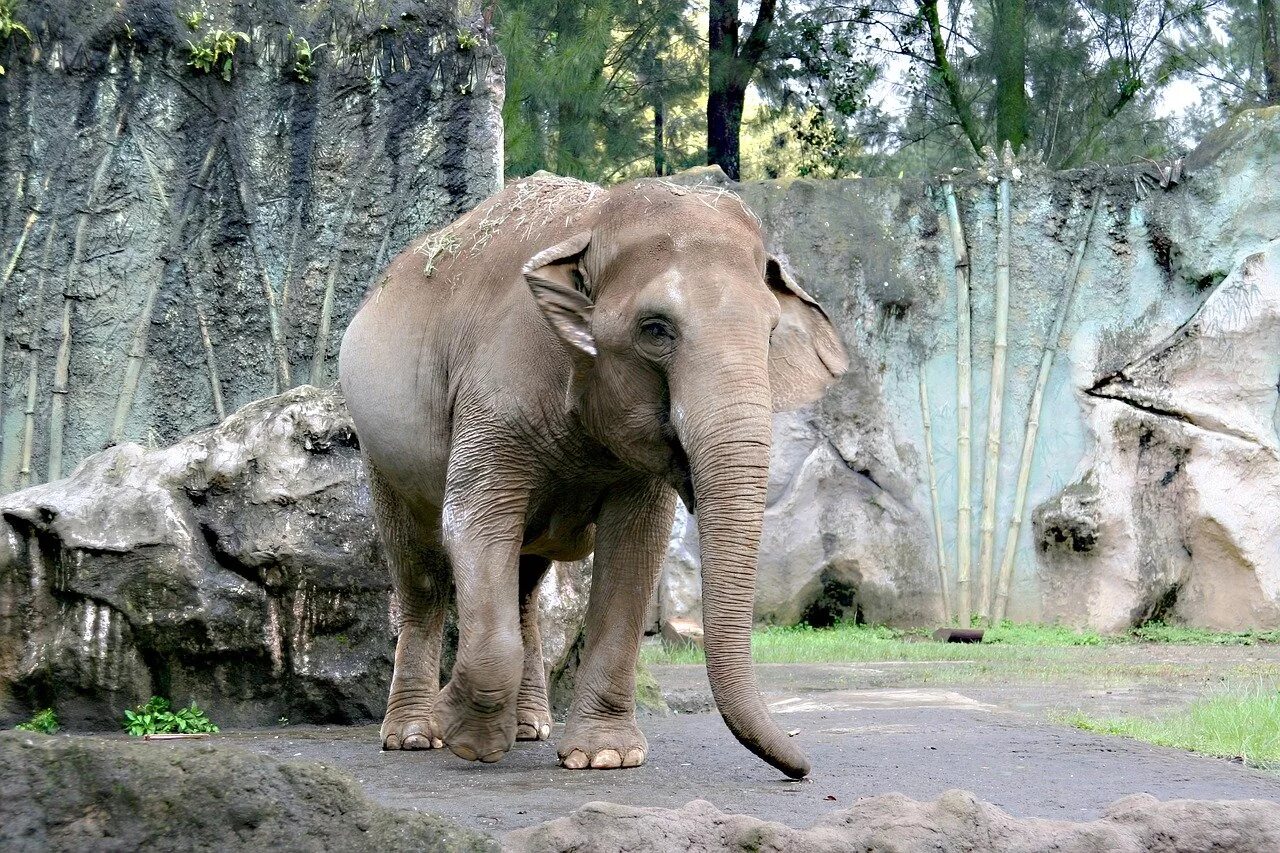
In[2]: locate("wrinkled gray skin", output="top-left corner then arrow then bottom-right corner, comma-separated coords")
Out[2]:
338,176 -> 847,779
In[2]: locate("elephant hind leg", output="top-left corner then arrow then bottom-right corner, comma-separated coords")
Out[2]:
369,466 -> 450,751
517,555 -> 553,741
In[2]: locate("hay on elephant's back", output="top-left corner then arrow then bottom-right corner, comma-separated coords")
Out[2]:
414,175 -> 602,277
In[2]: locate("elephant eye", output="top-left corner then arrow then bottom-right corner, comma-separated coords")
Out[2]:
640,318 -> 675,342
637,316 -> 677,357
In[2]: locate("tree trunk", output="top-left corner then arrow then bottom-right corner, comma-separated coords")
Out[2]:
552,0 -> 601,177
994,0 -> 1028,153
707,0 -> 776,180
653,96 -> 666,176
1262,0 -> 1280,105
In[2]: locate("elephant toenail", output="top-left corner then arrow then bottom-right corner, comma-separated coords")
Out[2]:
622,748 -> 645,767
403,734 -> 429,750
590,749 -> 623,769
480,749 -> 505,763
383,736 -> 400,750
539,724 -> 551,739
431,737 -> 443,748
452,745 -> 478,761
561,749 -> 589,769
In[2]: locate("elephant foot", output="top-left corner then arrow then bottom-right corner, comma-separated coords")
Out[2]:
516,707 -> 553,741
557,716 -> 647,769
380,707 -> 444,751
435,679 -> 517,763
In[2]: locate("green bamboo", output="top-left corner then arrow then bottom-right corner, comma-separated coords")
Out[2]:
976,166 -> 1012,619
993,189 -> 1103,621
46,105 -> 129,480
941,178 -> 973,623
111,141 -> 220,444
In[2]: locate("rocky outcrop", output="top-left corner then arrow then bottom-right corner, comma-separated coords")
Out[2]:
0,731 -> 498,852
0,0 -> 503,492
507,791 -> 1280,853
0,385 -> 591,728
1040,238 -> 1280,631
657,108 -> 1280,631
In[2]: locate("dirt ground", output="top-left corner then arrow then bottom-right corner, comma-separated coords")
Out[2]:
218,646 -> 1280,834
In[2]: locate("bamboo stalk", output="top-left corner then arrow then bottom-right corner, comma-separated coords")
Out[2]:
223,137 -> 291,393
919,370 -> 952,621
1,211 -> 38,294
310,154 -> 377,386
191,245 -> 226,422
993,189 -> 1103,622
976,168 -> 1013,620
46,299 -> 72,481
942,178 -> 973,624
111,141 -> 220,445
47,105 -> 129,481
13,222 -> 59,490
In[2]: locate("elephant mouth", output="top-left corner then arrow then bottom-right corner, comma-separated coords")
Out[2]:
667,440 -> 697,513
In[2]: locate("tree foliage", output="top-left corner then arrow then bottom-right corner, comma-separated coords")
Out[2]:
496,0 -> 1270,182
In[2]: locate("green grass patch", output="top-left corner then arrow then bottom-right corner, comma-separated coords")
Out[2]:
641,621 -> 1279,667
1131,623 -> 1280,645
1060,686 -> 1280,769
14,708 -> 59,734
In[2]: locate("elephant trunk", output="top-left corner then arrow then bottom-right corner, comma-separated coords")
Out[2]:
676,356 -> 812,780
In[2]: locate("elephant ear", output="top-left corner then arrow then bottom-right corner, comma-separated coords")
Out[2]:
766,256 -> 849,411
523,232 -> 596,357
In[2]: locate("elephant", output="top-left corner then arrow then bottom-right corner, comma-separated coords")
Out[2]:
338,174 -> 847,779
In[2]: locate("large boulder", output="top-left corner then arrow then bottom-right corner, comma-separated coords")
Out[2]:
507,791 -> 1280,853
1039,239 -> 1280,630
0,385 -> 589,728
0,731 -> 497,852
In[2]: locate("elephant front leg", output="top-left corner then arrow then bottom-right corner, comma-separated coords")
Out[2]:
517,555 -> 554,741
434,480 -> 529,763
559,481 -> 676,770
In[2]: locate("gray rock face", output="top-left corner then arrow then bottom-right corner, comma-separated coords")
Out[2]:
0,386 -> 390,728
1040,238 -> 1280,630
0,731 -> 498,852
659,108 -> 1280,631
0,0 -> 503,492
506,791 -> 1280,853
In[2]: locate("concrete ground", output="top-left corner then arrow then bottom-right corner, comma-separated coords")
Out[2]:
219,647 -> 1280,834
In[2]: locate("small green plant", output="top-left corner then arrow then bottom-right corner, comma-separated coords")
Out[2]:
456,29 -> 480,50
123,696 -> 219,736
0,0 -> 34,76
180,8 -> 205,31
15,708 -> 59,734
277,716 -> 289,727
287,30 -> 326,83
186,29 -> 249,82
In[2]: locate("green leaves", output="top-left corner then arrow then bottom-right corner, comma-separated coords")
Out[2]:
186,29 -> 250,82
15,708 -> 59,734
0,0 -> 34,76
123,697 -> 220,736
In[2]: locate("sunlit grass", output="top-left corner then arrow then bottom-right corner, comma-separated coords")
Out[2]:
1059,686 -> 1280,769
640,621 -> 1280,667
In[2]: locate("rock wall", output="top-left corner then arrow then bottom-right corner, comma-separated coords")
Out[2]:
658,108 -> 1280,631
0,0 -> 503,492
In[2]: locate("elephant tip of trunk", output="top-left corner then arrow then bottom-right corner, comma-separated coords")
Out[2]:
724,721 -> 812,779
772,748 -> 811,780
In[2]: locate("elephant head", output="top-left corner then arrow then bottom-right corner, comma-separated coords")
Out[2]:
522,182 -> 848,778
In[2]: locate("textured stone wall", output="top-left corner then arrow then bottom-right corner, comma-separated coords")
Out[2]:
658,108 -> 1280,631
0,0 -> 502,492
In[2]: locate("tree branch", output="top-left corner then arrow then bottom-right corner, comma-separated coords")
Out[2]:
921,0 -> 984,156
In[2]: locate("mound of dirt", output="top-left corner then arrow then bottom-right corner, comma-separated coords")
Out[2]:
0,732 -> 496,853
506,789 -> 1280,853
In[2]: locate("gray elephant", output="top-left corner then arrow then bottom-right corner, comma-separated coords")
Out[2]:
338,175 -> 847,779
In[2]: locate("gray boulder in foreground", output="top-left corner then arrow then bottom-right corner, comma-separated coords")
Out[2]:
506,791 -> 1280,853
0,386 -> 391,728
0,731 -> 497,853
